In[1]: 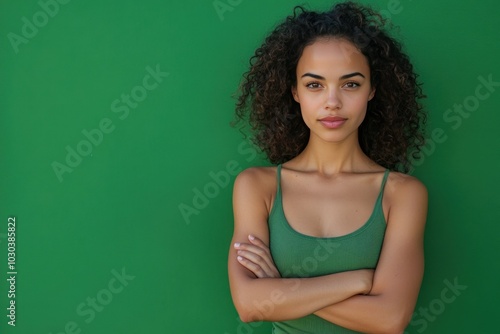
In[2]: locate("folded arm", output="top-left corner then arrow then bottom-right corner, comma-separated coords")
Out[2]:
228,168 -> 373,322
314,174 -> 428,334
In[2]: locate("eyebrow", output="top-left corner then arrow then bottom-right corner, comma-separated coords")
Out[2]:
301,72 -> 366,80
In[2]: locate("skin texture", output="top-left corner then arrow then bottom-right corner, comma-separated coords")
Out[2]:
228,38 -> 428,334
293,37 -> 375,150
234,3 -> 427,172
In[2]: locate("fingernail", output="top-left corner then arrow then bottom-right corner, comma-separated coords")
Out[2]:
237,256 -> 243,261
234,242 -> 240,248
248,235 -> 255,241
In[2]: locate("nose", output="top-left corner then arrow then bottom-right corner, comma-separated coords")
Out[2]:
325,88 -> 342,110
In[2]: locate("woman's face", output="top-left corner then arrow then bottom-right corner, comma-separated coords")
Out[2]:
292,38 -> 375,145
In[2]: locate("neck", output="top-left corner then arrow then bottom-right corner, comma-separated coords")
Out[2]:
291,131 -> 375,175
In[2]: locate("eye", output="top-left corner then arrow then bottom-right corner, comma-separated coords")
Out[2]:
343,81 -> 360,89
306,81 -> 323,89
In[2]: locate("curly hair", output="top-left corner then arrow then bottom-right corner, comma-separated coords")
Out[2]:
234,1 -> 426,172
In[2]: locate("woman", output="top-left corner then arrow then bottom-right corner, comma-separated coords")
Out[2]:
228,2 -> 428,333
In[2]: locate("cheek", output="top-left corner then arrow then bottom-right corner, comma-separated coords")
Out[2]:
297,93 -> 323,111
298,104 -> 317,128
350,95 -> 370,113
354,102 -> 369,124
299,100 -> 319,119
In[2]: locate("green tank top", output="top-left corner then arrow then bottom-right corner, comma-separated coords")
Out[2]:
269,164 -> 389,333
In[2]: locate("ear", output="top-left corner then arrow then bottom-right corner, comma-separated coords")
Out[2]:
291,86 -> 300,103
368,86 -> 376,101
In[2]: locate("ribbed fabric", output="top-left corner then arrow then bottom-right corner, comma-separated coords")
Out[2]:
269,164 -> 389,333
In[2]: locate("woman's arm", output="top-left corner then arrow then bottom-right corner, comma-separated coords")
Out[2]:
228,168 -> 373,323
314,175 -> 428,334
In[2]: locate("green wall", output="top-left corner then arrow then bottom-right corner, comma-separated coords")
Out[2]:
1,0 -> 499,333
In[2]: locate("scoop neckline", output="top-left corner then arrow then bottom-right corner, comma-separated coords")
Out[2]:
271,165 -> 388,241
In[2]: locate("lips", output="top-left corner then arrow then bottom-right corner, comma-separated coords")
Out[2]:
319,116 -> 347,129
320,116 -> 346,122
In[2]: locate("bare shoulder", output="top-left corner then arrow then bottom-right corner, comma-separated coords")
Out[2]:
384,172 -> 428,228
233,166 -> 278,213
234,166 -> 276,192
385,171 -> 428,201
232,166 -> 278,245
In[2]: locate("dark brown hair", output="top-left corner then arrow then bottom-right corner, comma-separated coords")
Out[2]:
234,1 -> 426,172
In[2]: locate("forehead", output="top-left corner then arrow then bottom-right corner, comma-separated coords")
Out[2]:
297,38 -> 370,76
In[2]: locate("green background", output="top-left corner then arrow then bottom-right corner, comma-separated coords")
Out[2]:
1,0 -> 499,333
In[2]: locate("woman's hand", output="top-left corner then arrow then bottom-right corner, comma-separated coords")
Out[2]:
234,235 -> 281,279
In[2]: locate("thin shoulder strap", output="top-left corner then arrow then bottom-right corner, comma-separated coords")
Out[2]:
276,164 -> 282,195
379,169 -> 390,197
